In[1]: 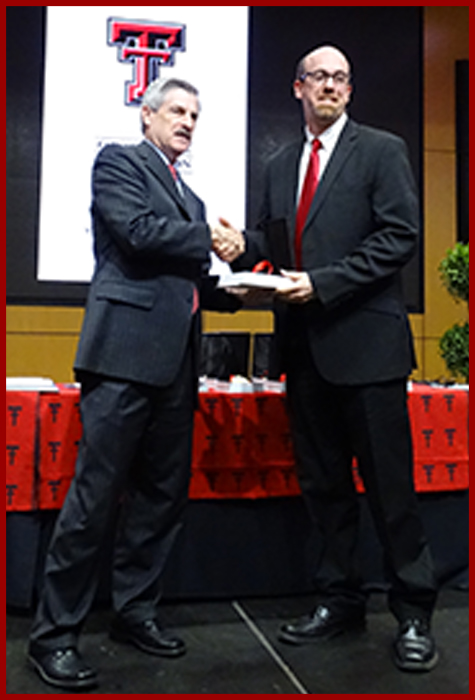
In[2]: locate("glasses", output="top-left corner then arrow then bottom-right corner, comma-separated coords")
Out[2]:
300,70 -> 350,86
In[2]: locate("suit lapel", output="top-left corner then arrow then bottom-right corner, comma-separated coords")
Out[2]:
137,141 -> 191,218
286,143 -> 302,221
304,120 -> 359,228
278,141 -> 306,266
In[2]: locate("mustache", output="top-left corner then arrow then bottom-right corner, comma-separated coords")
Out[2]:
174,128 -> 192,139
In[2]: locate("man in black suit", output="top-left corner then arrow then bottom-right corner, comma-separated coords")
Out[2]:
214,45 -> 439,672
28,77 -> 242,691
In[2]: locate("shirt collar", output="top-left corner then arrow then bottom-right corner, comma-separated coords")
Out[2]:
305,112 -> 348,150
144,138 -> 173,168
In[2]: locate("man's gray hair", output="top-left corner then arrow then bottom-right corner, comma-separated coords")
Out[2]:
140,77 -> 200,132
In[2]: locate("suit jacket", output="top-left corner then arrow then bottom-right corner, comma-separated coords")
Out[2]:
237,119 -> 418,385
75,140 -> 239,387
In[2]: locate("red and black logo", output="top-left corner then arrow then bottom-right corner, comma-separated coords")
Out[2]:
108,18 -> 186,105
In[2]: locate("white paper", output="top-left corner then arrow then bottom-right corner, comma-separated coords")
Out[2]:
217,271 -> 294,290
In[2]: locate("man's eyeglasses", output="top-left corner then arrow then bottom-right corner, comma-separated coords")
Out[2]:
300,70 -> 350,86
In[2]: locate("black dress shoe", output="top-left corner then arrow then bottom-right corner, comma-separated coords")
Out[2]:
109,617 -> 186,657
392,619 -> 439,672
278,605 -> 366,644
28,646 -> 98,690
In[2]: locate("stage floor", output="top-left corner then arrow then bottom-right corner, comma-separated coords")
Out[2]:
7,589 -> 468,694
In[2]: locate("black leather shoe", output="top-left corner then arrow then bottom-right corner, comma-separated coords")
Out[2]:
109,617 -> 186,657
392,619 -> 439,672
278,605 -> 366,644
28,646 -> 98,690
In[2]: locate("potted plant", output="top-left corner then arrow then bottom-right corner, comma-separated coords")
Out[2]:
438,242 -> 469,383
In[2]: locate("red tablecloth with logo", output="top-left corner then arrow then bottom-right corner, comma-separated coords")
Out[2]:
6,383 -> 469,511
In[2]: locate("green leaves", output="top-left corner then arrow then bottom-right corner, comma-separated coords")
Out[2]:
438,242 -> 469,303
439,322 -> 469,383
438,242 -> 469,382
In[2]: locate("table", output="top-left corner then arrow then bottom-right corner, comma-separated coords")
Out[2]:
6,382 -> 469,607
6,383 -> 469,511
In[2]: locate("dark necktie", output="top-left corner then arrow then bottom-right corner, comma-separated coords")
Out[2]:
294,138 -> 321,270
168,163 -> 199,313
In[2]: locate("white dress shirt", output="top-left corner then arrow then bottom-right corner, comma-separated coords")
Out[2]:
296,112 -> 348,202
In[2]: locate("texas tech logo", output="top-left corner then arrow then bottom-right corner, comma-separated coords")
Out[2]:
108,18 -> 186,105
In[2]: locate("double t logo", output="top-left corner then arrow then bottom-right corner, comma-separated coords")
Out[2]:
108,18 -> 186,105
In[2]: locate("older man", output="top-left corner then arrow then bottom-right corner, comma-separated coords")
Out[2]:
28,77 -> 240,691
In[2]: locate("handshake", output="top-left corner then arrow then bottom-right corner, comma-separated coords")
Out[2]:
211,217 -> 245,263
210,217 -> 315,305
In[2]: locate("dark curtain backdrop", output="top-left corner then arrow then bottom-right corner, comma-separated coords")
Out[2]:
7,6 -> 423,310
455,60 -> 468,243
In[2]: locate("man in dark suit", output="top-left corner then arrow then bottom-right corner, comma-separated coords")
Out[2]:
214,45 -> 438,672
27,77 -> 241,691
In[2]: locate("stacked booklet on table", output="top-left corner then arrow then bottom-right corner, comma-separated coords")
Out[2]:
6,377 -> 59,392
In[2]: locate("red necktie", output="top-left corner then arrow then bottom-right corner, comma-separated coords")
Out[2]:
168,163 -> 180,190
294,138 -> 321,270
169,163 -> 199,313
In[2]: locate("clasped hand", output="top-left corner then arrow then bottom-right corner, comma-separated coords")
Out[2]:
211,217 -> 245,263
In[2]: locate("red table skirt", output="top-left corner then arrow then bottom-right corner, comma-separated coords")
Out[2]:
6,383 -> 469,510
